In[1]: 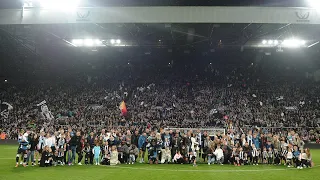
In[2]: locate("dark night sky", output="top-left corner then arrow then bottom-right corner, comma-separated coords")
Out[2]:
0,0 -> 311,8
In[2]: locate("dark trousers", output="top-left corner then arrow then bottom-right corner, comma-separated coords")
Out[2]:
294,158 -> 300,167
175,158 -> 184,164
90,151 -> 94,164
64,151 -> 67,164
77,150 -> 83,163
171,147 -> 178,160
123,153 -> 129,163
85,153 -> 90,164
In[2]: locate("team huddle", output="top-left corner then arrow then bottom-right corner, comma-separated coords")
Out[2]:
15,128 -> 313,169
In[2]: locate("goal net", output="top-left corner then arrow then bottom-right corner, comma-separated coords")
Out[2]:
164,127 -> 225,136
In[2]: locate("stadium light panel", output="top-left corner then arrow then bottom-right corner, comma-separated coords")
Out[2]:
268,40 -> 273,45
262,40 -> 267,44
71,39 -> 105,47
95,39 -> 102,45
110,39 -> 115,44
72,39 -> 83,46
274,40 -> 279,45
84,39 -> 94,46
308,0 -> 320,9
116,39 -> 121,44
282,39 -> 306,48
39,0 -> 81,10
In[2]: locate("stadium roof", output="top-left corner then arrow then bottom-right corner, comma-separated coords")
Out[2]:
0,0 -> 312,9
2,23 -> 320,52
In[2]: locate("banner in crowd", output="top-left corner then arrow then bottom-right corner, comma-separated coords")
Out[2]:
276,96 -> 284,101
0,101 -> 13,118
88,104 -> 103,110
119,101 -> 127,116
284,106 -> 298,111
36,100 -> 54,120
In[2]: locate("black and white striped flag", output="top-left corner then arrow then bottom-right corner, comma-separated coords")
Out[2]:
36,100 -> 54,120
0,101 -> 13,118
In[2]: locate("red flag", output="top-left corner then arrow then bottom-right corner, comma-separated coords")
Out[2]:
119,101 -> 127,116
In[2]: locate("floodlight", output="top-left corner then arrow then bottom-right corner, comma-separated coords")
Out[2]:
95,39 -> 102,45
268,40 -> 273,45
4,79 -> 7,82
116,39 -> 121,44
308,0 -> 320,9
84,39 -> 94,46
72,39 -> 83,46
39,0 -> 81,10
110,39 -> 115,44
282,38 -> 305,48
262,40 -> 267,44
274,40 -> 279,45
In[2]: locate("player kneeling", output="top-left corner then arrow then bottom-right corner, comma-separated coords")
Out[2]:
161,147 -> 171,164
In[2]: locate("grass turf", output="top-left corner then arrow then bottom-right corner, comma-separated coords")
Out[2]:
0,145 -> 319,180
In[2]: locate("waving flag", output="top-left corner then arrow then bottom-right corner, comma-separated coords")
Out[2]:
0,101 -> 13,119
37,100 -> 54,120
119,101 -> 127,116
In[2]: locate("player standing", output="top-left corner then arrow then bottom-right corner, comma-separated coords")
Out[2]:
15,130 -> 29,167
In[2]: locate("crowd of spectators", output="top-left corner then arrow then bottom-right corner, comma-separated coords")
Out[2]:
1,55 -> 320,141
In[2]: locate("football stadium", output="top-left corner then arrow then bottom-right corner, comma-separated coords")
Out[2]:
1,0 -> 320,180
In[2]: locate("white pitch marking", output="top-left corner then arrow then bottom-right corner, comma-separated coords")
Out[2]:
112,165 -> 320,173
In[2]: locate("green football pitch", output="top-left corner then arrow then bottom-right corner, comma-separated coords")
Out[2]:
0,145 -> 319,180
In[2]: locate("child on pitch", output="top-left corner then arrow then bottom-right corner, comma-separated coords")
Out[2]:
84,143 -> 91,165
161,146 -> 171,164
207,144 -> 215,165
302,148 -> 313,168
128,144 -> 137,164
57,134 -> 66,166
239,147 -> 245,166
286,148 -> 293,167
300,149 -> 307,168
231,147 -> 239,166
292,146 -> 300,168
173,151 -> 184,164
214,144 -> 224,165
262,147 -> 268,164
251,144 -> 259,165
274,149 -> 281,165
110,145 -> 119,165
267,147 -> 273,165
101,148 -> 111,165
93,143 -> 101,165
189,144 -> 197,167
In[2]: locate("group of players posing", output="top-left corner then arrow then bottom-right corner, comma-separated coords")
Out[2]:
15,128 -> 313,169
228,144 -> 312,169
16,130 -> 69,167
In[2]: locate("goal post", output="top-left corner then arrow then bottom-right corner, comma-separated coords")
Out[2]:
164,127 -> 225,136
